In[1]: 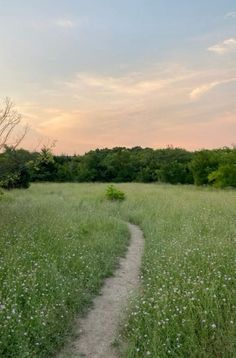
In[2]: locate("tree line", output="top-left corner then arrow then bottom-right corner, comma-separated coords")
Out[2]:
0,97 -> 235,191
0,145 -> 235,190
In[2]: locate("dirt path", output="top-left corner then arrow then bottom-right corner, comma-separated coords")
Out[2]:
57,223 -> 144,358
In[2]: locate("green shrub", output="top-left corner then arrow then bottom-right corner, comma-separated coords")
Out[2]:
0,147 -> 31,189
105,185 -> 125,201
208,164 -> 236,188
0,168 -> 30,190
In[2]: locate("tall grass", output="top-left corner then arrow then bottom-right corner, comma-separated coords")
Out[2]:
0,183 -> 235,357
115,184 -> 236,357
0,184 -> 129,357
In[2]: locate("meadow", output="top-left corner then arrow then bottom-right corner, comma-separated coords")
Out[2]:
0,183 -> 235,357
0,184 -> 129,357
117,185 -> 236,357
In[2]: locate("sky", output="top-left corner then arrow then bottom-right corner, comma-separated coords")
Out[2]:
0,0 -> 235,154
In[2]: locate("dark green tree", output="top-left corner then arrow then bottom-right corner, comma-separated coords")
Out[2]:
0,147 -> 31,189
189,150 -> 219,185
31,147 -> 57,182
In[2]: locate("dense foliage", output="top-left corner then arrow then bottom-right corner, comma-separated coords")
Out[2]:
0,147 -> 34,189
0,146 -> 235,189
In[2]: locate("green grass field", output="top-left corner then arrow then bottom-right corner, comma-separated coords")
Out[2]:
0,183 -> 235,357
0,184 -> 129,357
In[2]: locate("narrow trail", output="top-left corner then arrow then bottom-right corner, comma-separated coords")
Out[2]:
57,223 -> 144,358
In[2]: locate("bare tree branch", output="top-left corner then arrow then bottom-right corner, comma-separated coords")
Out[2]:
0,97 -> 28,151
13,124 -> 29,149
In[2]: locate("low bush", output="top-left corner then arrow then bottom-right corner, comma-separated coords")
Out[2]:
106,185 -> 125,201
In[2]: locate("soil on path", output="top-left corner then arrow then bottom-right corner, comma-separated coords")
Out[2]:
57,223 -> 144,358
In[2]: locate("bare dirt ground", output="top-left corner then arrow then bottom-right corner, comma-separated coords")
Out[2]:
57,223 -> 144,358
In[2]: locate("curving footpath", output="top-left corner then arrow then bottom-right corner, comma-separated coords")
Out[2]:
57,223 -> 144,358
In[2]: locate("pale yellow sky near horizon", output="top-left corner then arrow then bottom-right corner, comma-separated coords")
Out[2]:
18,64 -> 236,154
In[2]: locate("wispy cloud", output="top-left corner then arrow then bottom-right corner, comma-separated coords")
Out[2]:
60,66 -> 199,103
225,12 -> 236,18
17,64 -> 236,153
54,19 -> 75,28
190,78 -> 236,100
190,81 -> 220,100
31,17 -> 77,30
208,38 -> 236,54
